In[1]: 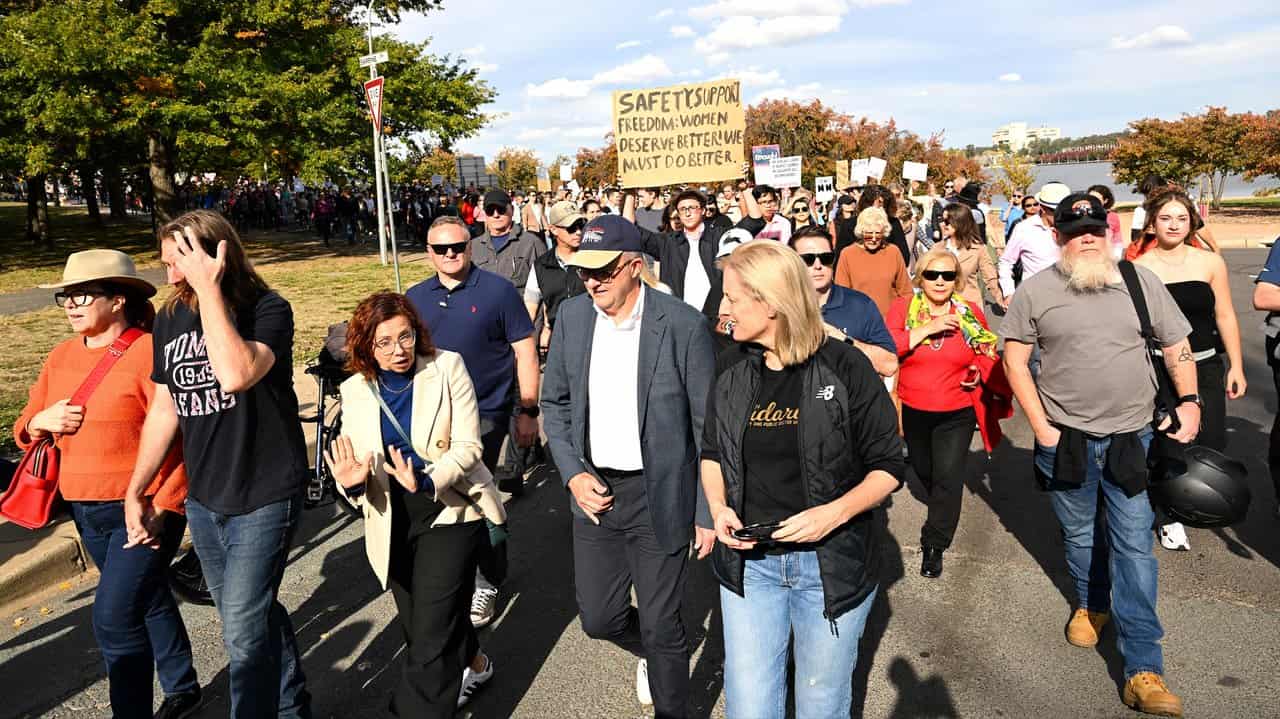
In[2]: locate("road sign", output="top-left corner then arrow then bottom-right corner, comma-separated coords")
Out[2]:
359,51 -> 389,68
363,78 -> 385,133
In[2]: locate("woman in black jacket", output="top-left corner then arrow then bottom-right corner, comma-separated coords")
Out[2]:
701,240 -> 905,719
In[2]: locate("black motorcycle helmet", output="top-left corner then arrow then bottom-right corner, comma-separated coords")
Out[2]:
1148,445 -> 1251,528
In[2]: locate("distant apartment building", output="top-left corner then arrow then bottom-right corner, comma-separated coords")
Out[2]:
992,122 -> 1061,152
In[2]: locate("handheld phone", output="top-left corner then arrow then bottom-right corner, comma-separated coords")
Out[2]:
732,521 -> 782,542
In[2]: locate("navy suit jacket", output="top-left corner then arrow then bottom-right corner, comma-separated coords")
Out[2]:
541,286 -> 716,553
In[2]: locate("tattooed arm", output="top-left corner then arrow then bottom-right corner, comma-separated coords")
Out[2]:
1160,337 -> 1200,443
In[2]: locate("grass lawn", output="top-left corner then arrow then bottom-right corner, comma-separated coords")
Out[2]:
0,202 -> 161,293
0,205 -> 433,456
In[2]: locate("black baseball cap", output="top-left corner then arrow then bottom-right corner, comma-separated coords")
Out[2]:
566,215 -> 644,269
1054,193 -> 1109,237
482,189 -> 511,210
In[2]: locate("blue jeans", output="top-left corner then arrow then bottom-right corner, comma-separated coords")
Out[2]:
186,496 -> 311,719
71,501 -> 198,719
720,550 -> 877,719
1036,429 -> 1164,678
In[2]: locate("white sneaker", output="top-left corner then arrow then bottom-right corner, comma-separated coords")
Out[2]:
636,658 -> 652,706
1159,522 -> 1190,551
470,586 -> 499,628
457,654 -> 494,708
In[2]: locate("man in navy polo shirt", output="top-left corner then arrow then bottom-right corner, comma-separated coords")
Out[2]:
407,215 -> 540,630
789,225 -> 898,376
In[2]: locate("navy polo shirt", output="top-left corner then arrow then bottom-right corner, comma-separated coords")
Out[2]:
406,266 -> 535,420
821,285 -> 896,353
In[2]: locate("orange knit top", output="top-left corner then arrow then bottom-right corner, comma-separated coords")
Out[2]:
14,333 -> 188,513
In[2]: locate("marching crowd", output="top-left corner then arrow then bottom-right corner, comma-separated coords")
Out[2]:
14,164 -> 1277,719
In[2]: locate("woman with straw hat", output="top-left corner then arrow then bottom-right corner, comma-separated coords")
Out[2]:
16,250 -> 202,719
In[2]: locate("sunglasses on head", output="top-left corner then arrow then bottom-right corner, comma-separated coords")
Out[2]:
428,240 -> 469,256
921,269 -> 957,281
799,252 -> 834,268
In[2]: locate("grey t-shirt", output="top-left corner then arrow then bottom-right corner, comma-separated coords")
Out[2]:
1000,263 -> 1191,436
635,206 -> 664,233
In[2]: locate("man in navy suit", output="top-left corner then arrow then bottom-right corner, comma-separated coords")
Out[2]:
541,215 -> 716,719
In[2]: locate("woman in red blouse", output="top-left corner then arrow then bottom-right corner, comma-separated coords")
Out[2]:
887,246 -> 1004,579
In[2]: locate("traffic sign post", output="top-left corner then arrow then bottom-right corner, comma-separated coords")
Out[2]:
359,46 -> 401,291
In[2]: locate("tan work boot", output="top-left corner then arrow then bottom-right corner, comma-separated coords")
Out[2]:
1123,672 -> 1184,717
1065,608 -> 1109,647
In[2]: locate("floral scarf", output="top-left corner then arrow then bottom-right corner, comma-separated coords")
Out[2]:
905,289 -> 999,359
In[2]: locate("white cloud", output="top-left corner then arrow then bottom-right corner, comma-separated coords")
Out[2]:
653,8 -> 674,19
1111,25 -> 1192,50
615,40 -> 643,50
707,52 -> 730,65
755,82 -> 823,103
998,72 -> 1021,82
688,0 -> 903,20
678,69 -> 704,78
717,66 -> 783,86
695,15 -> 842,56
567,126 -> 610,138
460,44 -> 485,56
670,25 -> 695,38
516,125 -> 609,142
831,88 -> 849,96
525,55 -> 673,99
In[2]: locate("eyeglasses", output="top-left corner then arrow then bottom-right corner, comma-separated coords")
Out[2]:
920,269 -> 958,282
676,204 -> 704,215
428,241 -> 469,256
799,252 -> 835,267
575,257 -> 632,284
54,290 -> 109,308
373,330 -> 416,354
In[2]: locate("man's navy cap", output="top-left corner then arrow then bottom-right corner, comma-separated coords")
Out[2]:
1054,192 -> 1109,238
566,215 -> 645,269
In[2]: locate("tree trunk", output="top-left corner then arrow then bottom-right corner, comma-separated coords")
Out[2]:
80,165 -> 102,225
148,133 -> 179,222
103,166 -> 128,219
26,174 -> 50,245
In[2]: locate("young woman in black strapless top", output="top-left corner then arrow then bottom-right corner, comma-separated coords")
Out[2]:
1134,189 -> 1246,551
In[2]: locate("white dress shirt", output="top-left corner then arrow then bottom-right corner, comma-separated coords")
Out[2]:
587,287 -> 646,470
682,225 -> 713,313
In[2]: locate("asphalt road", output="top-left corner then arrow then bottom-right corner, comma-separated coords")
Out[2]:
3,249 -> 1279,718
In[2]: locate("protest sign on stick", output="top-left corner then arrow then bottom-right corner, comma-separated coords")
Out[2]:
867,157 -> 887,180
767,156 -> 802,188
751,144 -> 781,186
815,176 -> 835,203
902,161 -> 929,183
612,78 -> 746,188
849,158 -> 870,186
836,160 -> 850,190
536,167 -> 551,192
559,163 -> 573,182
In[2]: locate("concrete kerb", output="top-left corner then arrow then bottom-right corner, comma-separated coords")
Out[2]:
0,516 -> 88,611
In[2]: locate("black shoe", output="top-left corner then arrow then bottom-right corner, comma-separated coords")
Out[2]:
154,687 -> 202,719
920,546 -> 943,578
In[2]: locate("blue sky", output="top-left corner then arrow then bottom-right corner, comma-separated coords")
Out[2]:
388,0 -> 1280,166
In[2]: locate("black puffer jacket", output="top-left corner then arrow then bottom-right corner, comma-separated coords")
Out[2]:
701,339 -> 905,622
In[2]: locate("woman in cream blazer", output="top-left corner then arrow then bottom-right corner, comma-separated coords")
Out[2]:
326,292 -> 504,718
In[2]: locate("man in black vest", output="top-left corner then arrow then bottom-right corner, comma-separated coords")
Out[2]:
524,200 -> 589,357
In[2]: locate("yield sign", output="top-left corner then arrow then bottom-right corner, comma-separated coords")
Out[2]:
364,77 -> 385,133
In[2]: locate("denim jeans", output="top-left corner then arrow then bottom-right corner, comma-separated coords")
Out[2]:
1036,428 -> 1163,678
720,550 -> 877,719
186,495 -> 311,719
71,501 -> 197,718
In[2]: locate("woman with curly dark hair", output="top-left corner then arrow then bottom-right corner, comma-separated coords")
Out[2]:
326,291 -> 507,716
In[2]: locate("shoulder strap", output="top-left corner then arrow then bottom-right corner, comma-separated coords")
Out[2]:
1117,260 -> 1153,340
69,327 -> 145,406
369,380 -> 414,449
1118,261 -> 1181,431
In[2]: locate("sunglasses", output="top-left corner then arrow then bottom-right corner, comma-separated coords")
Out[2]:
563,218 -> 586,234
54,290 -> 109,308
920,269 -> 957,281
575,257 -> 632,284
428,241 -> 469,256
1023,202 -> 1039,210
484,203 -> 509,216
799,252 -> 835,267
792,206 -> 809,213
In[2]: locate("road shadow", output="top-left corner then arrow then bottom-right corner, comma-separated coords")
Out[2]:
0,599 -> 100,717
850,506 -> 905,718
886,656 -> 960,719
1214,409 -> 1280,571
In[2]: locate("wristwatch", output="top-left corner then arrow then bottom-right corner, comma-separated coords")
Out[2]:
1177,394 -> 1203,408
515,404 -> 541,418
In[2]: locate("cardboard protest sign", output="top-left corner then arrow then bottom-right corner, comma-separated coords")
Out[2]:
767,156 -> 802,188
867,157 -> 887,180
836,159 -> 849,190
849,158 -> 870,186
902,161 -> 929,183
612,78 -> 746,188
752,144 -> 781,186
536,166 -> 551,192
559,163 -> 573,182
815,176 -> 835,203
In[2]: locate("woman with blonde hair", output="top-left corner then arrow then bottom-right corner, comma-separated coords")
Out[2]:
834,206 -> 912,316
886,246 -> 1010,578
700,240 -> 905,719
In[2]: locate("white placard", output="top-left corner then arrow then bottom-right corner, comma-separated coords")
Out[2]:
902,161 -> 929,183
867,156 -> 887,180
559,163 -> 573,182
767,155 -> 802,188
431,174 -> 444,186
849,158 -> 870,186
815,176 -> 835,203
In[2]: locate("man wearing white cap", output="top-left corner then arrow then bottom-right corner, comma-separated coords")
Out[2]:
998,182 -> 1071,302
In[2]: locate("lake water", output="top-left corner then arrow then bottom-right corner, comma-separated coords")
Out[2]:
986,161 -> 1270,204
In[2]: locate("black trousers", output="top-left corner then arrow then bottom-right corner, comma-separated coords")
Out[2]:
903,404 -> 977,550
573,473 -> 690,719
1195,354 -> 1227,452
387,519 -> 486,719
1269,337 -> 1280,499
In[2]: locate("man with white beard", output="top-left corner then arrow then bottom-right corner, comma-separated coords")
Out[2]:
1000,193 -> 1201,718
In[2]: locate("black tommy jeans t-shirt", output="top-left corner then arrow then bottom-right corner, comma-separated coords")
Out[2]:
152,291 -> 309,515
742,364 -> 806,526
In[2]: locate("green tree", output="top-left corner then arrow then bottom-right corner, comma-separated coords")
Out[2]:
1113,107 -> 1248,208
992,152 -> 1035,198
488,147 -> 538,191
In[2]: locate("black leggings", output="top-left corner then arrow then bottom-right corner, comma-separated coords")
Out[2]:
902,404 -> 976,550
1194,354 -> 1227,452
1269,336 -> 1280,499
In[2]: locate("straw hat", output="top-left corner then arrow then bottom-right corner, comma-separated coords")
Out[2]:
39,249 -> 157,298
